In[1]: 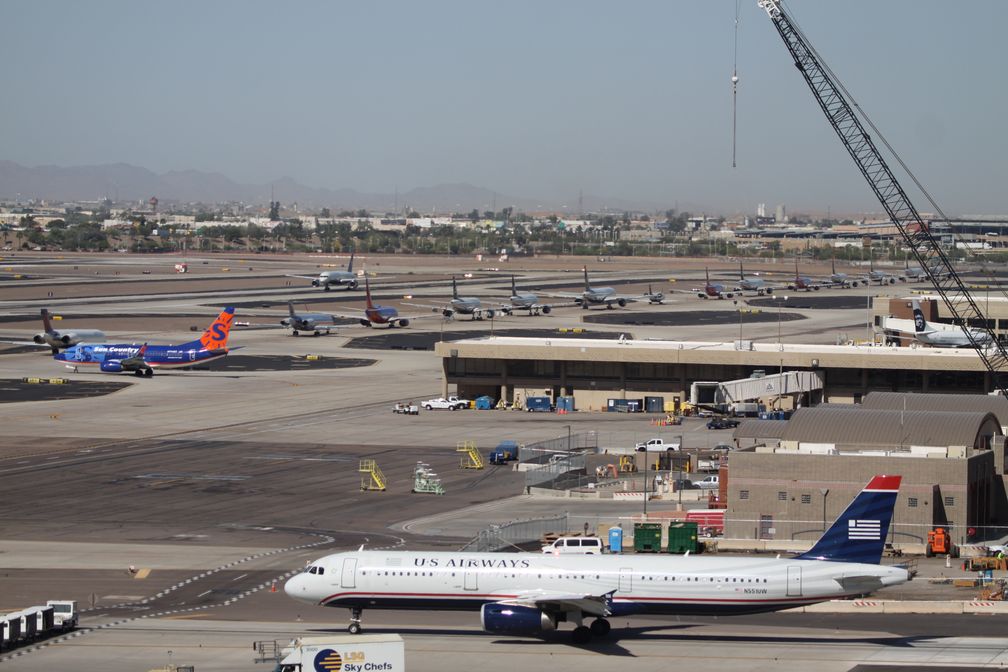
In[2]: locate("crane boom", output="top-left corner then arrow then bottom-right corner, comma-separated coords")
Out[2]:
758,0 -> 1007,394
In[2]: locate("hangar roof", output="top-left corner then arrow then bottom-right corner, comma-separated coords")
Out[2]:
733,419 -> 788,441
779,407 -> 1001,448
862,392 -> 1008,428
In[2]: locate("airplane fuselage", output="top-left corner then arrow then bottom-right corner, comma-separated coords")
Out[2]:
287,550 -> 908,617
54,342 -> 227,369
314,271 -> 358,290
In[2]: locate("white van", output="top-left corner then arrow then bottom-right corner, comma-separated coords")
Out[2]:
541,537 -> 603,554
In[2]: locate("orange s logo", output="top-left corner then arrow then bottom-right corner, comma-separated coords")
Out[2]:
200,309 -> 234,350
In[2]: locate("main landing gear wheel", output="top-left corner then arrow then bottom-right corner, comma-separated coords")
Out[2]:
590,618 -> 611,637
348,622 -> 362,635
571,625 -> 591,644
292,329 -> 299,336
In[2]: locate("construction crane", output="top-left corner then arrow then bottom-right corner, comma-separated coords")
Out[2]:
758,0 -> 1008,395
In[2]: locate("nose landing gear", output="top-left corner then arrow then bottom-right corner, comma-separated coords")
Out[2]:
348,607 -> 363,634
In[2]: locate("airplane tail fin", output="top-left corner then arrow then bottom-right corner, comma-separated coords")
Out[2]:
831,255 -> 836,275
452,276 -> 459,299
288,301 -> 297,318
41,308 -> 54,334
705,267 -> 711,285
347,249 -> 355,273
739,260 -> 744,280
911,300 -> 927,333
182,307 -> 236,351
364,277 -> 375,309
511,275 -> 517,295
795,475 -> 901,564
583,266 -> 589,290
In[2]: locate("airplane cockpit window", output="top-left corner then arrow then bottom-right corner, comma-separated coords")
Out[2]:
317,567 -> 325,575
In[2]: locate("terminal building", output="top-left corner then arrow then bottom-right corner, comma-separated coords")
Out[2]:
435,335 -> 998,412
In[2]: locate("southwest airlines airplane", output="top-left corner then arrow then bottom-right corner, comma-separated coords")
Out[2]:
286,475 -> 908,644
53,307 -> 235,376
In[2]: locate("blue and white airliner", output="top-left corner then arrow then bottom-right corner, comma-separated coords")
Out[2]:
53,307 -> 235,377
286,475 -> 908,644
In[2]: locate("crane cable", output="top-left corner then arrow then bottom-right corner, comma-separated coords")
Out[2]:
731,0 -> 740,168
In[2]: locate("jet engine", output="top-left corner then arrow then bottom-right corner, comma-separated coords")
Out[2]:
100,361 -> 123,373
359,319 -> 372,327
312,279 -> 321,287
442,309 -> 453,318
485,309 -> 495,319
398,318 -> 409,327
349,279 -> 359,289
617,298 -> 627,307
541,305 -> 551,314
33,334 -> 46,344
480,603 -> 556,635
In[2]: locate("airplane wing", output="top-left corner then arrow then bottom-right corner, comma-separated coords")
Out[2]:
604,295 -> 637,306
286,274 -> 322,281
402,302 -> 453,315
505,589 -> 615,618
539,291 -> 582,300
328,308 -> 442,322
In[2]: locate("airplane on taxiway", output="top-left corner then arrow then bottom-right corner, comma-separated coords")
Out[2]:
281,301 -> 337,337
735,261 -> 774,295
285,475 -> 908,644
864,250 -> 897,285
33,308 -> 105,354
288,251 -> 359,291
53,307 -> 235,376
642,284 -> 665,304
697,268 -> 733,299
407,276 -> 495,320
500,276 -> 552,316
545,267 -> 635,310
329,277 -> 431,328
787,257 -> 821,292
828,255 -> 859,288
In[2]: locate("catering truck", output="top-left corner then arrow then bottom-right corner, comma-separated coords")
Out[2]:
272,634 -> 404,672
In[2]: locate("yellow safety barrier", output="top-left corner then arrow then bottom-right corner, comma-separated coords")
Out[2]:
305,354 -> 324,361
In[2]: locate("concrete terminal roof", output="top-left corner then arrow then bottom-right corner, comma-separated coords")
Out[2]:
436,336 -> 989,372
778,406 -> 1002,449
733,419 -> 789,441
862,391 -> 1008,428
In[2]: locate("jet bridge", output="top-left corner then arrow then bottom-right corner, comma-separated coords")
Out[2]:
691,370 -> 825,407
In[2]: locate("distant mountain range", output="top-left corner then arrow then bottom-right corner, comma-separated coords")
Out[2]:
0,160 -> 676,214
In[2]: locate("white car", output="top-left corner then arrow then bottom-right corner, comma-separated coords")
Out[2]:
696,474 -> 720,490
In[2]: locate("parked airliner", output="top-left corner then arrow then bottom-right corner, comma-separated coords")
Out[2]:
698,268 -> 732,299
281,301 -> 337,336
53,307 -> 235,376
736,262 -> 774,295
910,299 -> 992,348
408,277 -> 495,320
33,308 -> 105,353
828,256 -> 859,288
286,475 -> 908,644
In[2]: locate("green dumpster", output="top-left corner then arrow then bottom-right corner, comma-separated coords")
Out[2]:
633,522 -> 662,553
667,521 -> 699,554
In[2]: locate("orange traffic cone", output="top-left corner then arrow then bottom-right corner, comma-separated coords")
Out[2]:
270,581 -> 277,593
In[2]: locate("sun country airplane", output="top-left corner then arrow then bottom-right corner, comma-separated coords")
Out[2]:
32,308 -> 105,354
288,251 -> 359,291
500,276 -> 551,316
286,475 -> 908,644
329,277 -> 429,328
53,307 -> 235,376
281,301 -> 337,336
697,268 -> 733,299
910,299 -> 992,348
545,267 -> 635,310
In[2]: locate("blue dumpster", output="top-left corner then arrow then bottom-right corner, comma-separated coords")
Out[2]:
474,395 -> 494,410
608,526 -> 623,554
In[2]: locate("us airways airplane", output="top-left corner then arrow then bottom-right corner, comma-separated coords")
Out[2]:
545,267 -> 635,310
53,307 -> 235,376
286,475 -> 907,644
407,276 -> 495,320
501,276 -> 552,316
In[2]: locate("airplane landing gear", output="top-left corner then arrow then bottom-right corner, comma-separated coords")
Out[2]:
589,618 -> 611,637
571,625 -> 591,644
348,607 -> 363,635
292,329 -> 299,336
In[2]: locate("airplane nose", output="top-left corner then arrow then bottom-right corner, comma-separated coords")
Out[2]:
284,573 -> 306,599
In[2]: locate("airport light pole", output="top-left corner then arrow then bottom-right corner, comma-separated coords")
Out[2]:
677,434 -> 684,510
565,424 -> 571,453
777,295 -> 789,347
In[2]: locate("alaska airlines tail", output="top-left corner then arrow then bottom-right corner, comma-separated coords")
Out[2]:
364,277 -> 375,309
796,475 -> 901,564
911,300 -> 928,333
182,307 -> 236,351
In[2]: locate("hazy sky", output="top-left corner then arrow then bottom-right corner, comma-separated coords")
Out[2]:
2,1 -> 1005,215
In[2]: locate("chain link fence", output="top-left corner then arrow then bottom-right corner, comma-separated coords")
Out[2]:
460,513 -> 570,552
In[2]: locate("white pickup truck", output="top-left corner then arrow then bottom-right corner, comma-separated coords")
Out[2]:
392,402 -> 419,415
634,437 -> 681,452
422,395 -> 469,411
